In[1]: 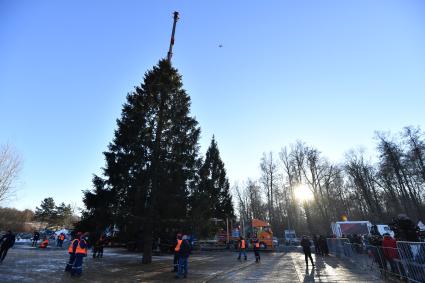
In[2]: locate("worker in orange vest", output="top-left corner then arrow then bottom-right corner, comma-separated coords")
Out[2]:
173,233 -> 183,272
71,232 -> 89,277
253,238 -> 261,263
39,237 -> 49,248
57,233 -> 65,247
65,233 -> 80,272
237,236 -> 247,260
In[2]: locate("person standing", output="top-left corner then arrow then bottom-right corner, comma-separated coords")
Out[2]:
93,234 -> 106,258
65,234 -> 80,272
301,236 -> 315,267
237,236 -> 247,260
173,233 -> 182,272
57,233 -> 63,247
253,238 -> 261,263
71,233 -> 88,277
382,234 -> 399,274
58,233 -> 65,247
0,230 -> 16,264
319,235 -> 329,256
313,235 -> 321,256
176,235 -> 191,279
97,234 -> 106,258
32,231 -> 40,247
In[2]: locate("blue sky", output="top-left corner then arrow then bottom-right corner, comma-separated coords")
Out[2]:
1,0 -> 424,211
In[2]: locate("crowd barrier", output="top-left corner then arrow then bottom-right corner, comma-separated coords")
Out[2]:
326,238 -> 425,282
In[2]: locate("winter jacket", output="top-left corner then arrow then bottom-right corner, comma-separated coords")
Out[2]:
0,233 -> 16,248
382,237 -> 398,260
301,238 -> 312,253
178,239 -> 191,258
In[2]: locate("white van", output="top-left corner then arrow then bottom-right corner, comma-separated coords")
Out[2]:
376,224 -> 395,238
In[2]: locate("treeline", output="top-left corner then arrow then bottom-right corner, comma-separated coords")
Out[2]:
0,198 -> 78,232
0,207 -> 34,232
236,126 -> 425,236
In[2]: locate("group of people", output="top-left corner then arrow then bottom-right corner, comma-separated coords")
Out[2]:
65,232 -> 108,276
235,236 -> 261,263
312,235 -> 329,256
335,232 -> 408,277
367,233 -> 405,276
301,235 -> 331,268
173,233 -> 191,279
31,230 -> 49,248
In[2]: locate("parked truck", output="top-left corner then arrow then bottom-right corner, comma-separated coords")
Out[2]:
251,218 -> 274,250
331,221 -> 394,238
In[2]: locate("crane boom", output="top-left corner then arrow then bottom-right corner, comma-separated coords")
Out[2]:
167,11 -> 179,62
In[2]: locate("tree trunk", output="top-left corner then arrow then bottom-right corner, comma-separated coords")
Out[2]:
142,220 -> 153,264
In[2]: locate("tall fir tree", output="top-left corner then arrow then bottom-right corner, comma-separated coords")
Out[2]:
81,59 -> 200,263
192,136 -> 234,237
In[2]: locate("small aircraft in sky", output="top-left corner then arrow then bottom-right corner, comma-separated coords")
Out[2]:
218,44 -> 223,48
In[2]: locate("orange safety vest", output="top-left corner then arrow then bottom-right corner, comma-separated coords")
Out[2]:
174,239 -> 182,252
241,239 -> 246,249
255,242 -> 260,248
68,239 -> 79,254
75,239 -> 88,255
60,234 -> 65,241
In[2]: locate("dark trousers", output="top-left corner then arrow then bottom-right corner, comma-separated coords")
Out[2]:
71,254 -> 85,276
0,245 -> 10,262
237,249 -> 247,260
98,246 -> 103,257
65,253 -> 76,272
177,256 -> 188,278
304,251 -> 314,265
254,250 -> 260,262
314,244 -> 321,255
387,258 -> 398,274
173,252 -> 179,271
93,246 -> 104,258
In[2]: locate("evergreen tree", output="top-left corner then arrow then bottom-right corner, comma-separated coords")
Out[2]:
35,197 -> 56,225
192,136 -> 234,237
79,175 -> 116,234
81,59 -> 200,264
56,202 -> 73,226
35,198 -> 76,227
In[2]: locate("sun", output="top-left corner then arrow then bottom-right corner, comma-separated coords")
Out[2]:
294,184 -> 314,202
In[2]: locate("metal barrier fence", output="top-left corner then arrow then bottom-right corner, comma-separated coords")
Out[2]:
326,238 -> 425,283
397,241 -> 425,283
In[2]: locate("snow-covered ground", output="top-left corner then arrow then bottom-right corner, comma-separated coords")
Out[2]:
0,246 -> 384,283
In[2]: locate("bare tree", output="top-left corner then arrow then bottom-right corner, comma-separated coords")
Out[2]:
0,144 -> 22,204
260,152 -> 279,225
376,132 -> 423,219
345,149 -> 383,221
